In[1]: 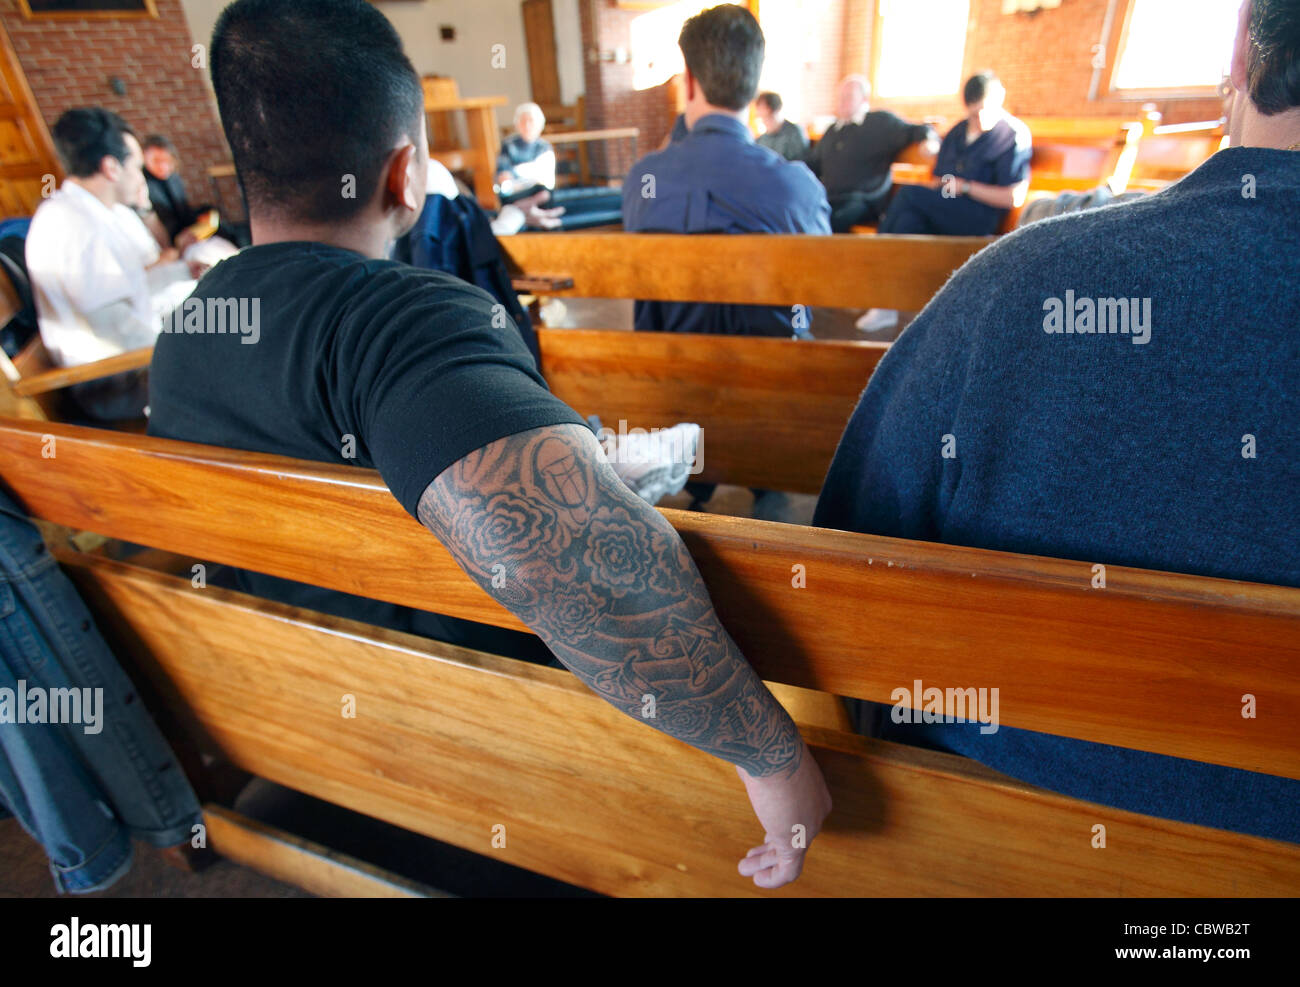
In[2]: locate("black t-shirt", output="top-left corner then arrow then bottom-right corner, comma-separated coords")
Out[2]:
148,241 -> 587,657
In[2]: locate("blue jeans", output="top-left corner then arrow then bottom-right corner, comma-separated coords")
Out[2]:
0,490 -> 202,892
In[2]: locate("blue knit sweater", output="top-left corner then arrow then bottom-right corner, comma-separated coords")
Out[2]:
815,146 -> 1300,843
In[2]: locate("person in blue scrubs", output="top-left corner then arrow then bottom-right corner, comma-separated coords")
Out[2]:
880,71 -> 1031,238
858,71 -> 1031,333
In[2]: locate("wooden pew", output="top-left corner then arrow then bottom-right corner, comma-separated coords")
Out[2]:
4,234 -> 987,493
2,328 -> 885,494
535,328 -> 887,492
1126,120 -> 1227,189
1,418 -> 1296,897
501,232 -> 991,312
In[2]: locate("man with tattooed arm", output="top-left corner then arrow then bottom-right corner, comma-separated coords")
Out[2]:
146,0 -> 832,889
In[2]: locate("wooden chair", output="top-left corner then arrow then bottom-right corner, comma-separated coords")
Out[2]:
1,418 -> 1296,896
0,335 -> 151,425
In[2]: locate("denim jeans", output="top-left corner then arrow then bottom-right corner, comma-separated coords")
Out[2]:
0,489 -> 201,892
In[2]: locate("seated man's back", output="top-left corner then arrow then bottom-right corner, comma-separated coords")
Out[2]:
621,5 -> 829,337
148,244 -> 564,662
815,140 -> 1300,842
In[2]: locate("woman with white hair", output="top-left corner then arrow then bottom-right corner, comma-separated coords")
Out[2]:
496,102 -> 556,200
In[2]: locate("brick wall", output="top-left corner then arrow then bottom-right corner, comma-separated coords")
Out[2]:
842,0 -> 1223,128
579,0 -> 677,178
1,1 -> 230,214
580,0 -> 1224,163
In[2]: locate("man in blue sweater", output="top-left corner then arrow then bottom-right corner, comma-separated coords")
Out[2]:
815,0 -> 1299,844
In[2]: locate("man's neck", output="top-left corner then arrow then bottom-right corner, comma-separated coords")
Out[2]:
1236,104 -> 1300,151
839,104 -> 868,127
248,216 -> 393,260
66,175 -> 118,210
685,102 -> 745,129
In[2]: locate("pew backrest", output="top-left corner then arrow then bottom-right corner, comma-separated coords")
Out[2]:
500,233 -> 992,311
4,418 -> 1297,896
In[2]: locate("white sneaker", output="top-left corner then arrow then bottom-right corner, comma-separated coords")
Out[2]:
606,423 -> 701,506
855,308 -> 899,333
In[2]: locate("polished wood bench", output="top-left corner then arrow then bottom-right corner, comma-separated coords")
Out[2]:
501,232 -> 991,312
1,418 -> 1296,896
1,328 -> 887,495
8,234 -> 990,493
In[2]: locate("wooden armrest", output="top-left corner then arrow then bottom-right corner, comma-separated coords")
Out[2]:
13,347 -> 154,397
510,275 -> 575,293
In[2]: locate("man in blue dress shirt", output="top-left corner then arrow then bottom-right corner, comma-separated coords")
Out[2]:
622,3 -> 830,338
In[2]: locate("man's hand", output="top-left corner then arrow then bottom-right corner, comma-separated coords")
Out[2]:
175,229 -> 199,252
186,259 -> 210,279
512,189 -> 565,230
736,739 -> 833,888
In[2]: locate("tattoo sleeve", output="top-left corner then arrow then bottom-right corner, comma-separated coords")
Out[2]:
417,423 -> 803,778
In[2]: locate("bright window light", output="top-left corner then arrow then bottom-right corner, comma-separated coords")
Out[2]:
630,1 -> 715,92
1112,0 -> 1239,91
874,0 -> 971,100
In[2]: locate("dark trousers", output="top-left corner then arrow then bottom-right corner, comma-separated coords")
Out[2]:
68,368 -> 149,423
879,184 -> 1005,236
828,190 -> 889,233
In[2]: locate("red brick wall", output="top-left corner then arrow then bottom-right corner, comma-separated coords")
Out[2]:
1,1 -> 230,214
842,0 -> 1223,129
580,0 -> 677,178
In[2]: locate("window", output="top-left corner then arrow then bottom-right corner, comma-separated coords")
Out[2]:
629,0 -> 715,92
872,0 -> 971,100
1110,0 -> 1239,94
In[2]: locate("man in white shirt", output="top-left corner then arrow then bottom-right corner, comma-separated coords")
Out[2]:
26,108 -> 203,420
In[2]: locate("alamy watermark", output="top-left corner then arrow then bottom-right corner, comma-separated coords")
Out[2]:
1043,291 -> 1151,345
158,296 -> 260,344
0,681 -> 103,735
595,419 -> 703,475
891,678 -> 1000,734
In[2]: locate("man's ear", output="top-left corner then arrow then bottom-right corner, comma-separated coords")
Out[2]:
1229,0 -> 1252,93
101,154 -> 121,182
684,68 -> 697,103
386,142 -> 423,214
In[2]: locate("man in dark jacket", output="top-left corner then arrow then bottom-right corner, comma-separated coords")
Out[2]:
804,75 -> 936,232
142,135 -> 249,248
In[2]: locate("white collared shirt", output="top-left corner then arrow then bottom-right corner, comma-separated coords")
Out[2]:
25,180 -> 196,367
831,105 -> 870,132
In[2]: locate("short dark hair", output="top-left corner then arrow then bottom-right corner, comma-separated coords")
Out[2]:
142,134 -> 178,156
678,4 -> 764,112
756,91 -> 782,113
52,108 -> 136,178
210,0 -> 425,222
1247,0 -> 1300,114
963,70 -> 999,106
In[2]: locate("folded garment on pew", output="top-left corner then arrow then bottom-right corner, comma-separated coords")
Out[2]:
595,419 -> 702,506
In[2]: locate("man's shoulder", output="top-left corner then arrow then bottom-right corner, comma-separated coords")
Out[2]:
26,192 -> 100,252
1002,114 -> 1032,148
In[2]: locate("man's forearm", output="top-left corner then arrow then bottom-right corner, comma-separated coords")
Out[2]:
417,425 -> 804,778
